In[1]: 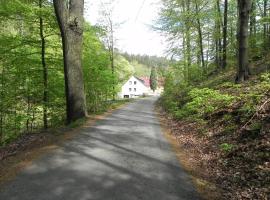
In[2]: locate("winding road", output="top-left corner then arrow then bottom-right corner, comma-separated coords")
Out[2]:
0,97 -> 199,200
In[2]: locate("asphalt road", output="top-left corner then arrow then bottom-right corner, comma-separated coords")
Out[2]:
0,97 -> 200,200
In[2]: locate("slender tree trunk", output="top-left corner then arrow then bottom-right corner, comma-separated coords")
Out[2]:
39,0 -> 48,129
264,0 -> 267,39
109,20 -> 115,100
236,0 -> 252,82
0,66 -> 5,143
215,0 -> 223,68
195,0 -> 205,74
110,47 -> 115,100
222,0 -> 228,69
185,0 -> 191,81
263,0 -> 268,51
215,31 -> 219,68
250,2 -> 256,36
26,93 -> 30,132
206,32 -> 210,68
182,33 -> 189,82
53,0 -> 87,123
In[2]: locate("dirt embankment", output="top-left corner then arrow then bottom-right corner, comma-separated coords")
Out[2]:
157,104 -> 269,200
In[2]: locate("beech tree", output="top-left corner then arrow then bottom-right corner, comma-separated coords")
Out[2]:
53,0 -> 87,123
39,0 -> 48,129
222,0 -> 228,69
97,0 -> 122,100
236,0 -> 252,82
157,0 -> 269,83
1,0 -> 150,145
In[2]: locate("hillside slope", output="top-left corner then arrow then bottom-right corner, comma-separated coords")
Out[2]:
158,67 -> 270,199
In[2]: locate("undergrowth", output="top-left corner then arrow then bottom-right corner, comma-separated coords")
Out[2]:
159,69 -> 270,199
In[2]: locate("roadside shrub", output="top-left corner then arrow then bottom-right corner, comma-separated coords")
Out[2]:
174,88 -> 236,120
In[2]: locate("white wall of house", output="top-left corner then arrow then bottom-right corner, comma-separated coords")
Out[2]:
119,76 -> 149,98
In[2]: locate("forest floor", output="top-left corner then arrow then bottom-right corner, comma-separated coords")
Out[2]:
157,65 -> 270,199
0,99 -> 131,186
157,111 -> 221,200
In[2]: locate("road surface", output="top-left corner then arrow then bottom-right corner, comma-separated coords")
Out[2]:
0,97 -> 200,200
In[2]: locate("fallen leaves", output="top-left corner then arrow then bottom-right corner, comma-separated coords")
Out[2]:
157,104 -> 269,200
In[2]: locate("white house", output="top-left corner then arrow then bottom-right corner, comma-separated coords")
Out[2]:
118,76 -> 150,98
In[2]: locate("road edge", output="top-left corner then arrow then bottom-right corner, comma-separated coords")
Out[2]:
155,105 -> 221,200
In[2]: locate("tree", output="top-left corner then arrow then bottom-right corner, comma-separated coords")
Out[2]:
215,0 -> 223,69
236,0 -> 252,82
97,0 -> 122,100
150,66 -> 157,92
195,0 -> 205,73
222,0 -> 228,69
0,0 -> 66,144
53,0 -> 87,123
39,0 -> 48,129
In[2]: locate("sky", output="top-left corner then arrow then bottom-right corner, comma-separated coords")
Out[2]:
84,0 -> 166,57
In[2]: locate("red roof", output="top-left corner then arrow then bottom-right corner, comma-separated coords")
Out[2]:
138,76 -> 165,88
138,77 -> 151,87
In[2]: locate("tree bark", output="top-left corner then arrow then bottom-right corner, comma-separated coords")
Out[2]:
222,0 -> 228,69
263,0 -> 267,39
53,0 -> 87,123
39,0 -> 48,129
108,18 -> 115,100
249,1 -> 256,36
216,0 -> 222,69
236,0 -> 252,82
195,0 -> 205,74
0,66 -> 5,143
184,0 -> 191,82
263,0 -> 269,51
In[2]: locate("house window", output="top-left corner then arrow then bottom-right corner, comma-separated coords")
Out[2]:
134,81 -> 137,85
129,88 -> 132,92
134,88 -> 136,92
129,81 -> 132,85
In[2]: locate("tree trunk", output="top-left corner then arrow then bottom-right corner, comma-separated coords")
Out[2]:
39,0 -> 48,129
236,0 -> 252,82
206,32 -> 210,67
216,0 -> 222,69
249,1 -> 256,36
0,66 -> 5,143
222,0 -> 228,69
263,0 -> 267,39
53,0 -> 87,123
185,0 -> 191,82
263,0 -> 268,51
182,33 -> 189,82
109,19 -> 115,100
195,0 -> 205,74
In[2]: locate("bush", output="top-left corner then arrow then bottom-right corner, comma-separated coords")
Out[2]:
174,88 -> 236,120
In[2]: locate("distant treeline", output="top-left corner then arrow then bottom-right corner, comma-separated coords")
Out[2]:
120,52 -> 170,68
